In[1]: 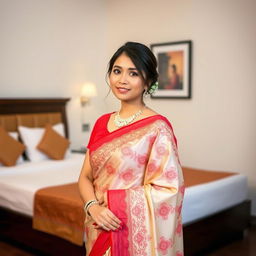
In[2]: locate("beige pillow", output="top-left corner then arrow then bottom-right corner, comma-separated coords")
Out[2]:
37,124 -> 70,160
0,126 -> 25,166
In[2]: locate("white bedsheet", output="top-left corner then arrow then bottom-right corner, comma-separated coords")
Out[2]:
0,153 -> 84,216
182,173 -> 248,224
0,158 -> 248,224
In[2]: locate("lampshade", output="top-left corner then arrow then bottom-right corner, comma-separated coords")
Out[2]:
81,82 -> 97,106
81,82 -> 97,98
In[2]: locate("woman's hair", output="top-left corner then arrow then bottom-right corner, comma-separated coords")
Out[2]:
107,42 -> 158,94
172,64 -> 177,72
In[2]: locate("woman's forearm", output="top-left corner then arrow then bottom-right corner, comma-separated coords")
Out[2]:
78,151 -> 121,231
78,175 -> 97,203
78,151 -> 97,204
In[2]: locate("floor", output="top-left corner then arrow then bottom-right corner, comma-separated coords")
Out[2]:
0,241 -> 34,256
206,225 -> 256,256
0,226 -> 255,256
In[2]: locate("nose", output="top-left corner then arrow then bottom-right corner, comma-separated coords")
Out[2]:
119,72 -> 128,84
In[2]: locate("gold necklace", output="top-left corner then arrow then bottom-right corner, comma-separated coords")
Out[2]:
114,109 -> 143,127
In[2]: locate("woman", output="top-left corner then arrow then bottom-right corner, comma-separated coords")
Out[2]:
78,42 -> 184,256
166,64 -> 181,90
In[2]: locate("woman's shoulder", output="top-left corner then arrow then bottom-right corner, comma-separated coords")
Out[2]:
142,107 -> 158,117
143,108 -> 169,123
146,112 -> 174,131
139,108 -> 174,133
149,114 -> 177,145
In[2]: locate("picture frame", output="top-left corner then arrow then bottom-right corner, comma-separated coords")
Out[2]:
150,40 -> 192,99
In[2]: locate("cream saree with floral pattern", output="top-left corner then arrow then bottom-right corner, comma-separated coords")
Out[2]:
85,113 -> 184,256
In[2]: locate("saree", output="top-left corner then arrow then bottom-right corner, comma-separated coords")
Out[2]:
85,113 -> 184,256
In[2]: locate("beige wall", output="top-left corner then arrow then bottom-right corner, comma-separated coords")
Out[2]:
106,0 -> 256,214
0,0 -> 255,215
0,0 -> 108,147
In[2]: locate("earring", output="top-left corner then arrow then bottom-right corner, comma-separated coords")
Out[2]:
143,90 -> 149,98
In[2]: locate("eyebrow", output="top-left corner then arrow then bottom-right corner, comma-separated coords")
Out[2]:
113,65 -> 138,71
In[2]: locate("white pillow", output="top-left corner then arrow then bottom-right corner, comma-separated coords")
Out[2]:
18,123 -> 70,162
0,132 -> 24,166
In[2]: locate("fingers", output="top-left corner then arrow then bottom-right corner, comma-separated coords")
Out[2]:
95,222 -> 122,231
99,223 -> 111,231
96,215 -> 120,231
107,210 -> 122,225
105,211 -> 121,230
91,206 -> 122,231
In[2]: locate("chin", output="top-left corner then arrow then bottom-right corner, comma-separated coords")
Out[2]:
115,95 -> 130,102
112,91 -> 143,103
112,92 -> 129,100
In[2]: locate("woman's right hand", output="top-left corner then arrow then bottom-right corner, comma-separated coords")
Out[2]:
88,204 -> 122,231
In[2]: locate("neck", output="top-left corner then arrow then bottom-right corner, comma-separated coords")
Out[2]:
119,101 -> 145,118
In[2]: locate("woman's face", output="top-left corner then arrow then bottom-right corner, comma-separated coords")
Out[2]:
109,53 -> 147,104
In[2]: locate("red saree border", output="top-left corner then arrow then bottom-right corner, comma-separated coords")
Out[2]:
90,189 -> 129,256
89,230 -> 111,256
108,189 -> 130,256
89,114 -> 176,154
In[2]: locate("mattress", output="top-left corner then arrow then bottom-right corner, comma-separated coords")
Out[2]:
0,153 -> 84,216
0,158 -> 248,224
182,173 -> 248,224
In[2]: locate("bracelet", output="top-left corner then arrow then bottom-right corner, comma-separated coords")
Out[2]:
86,201 -> 99,216
84,199 -> 99,216
84,199 -> 97,212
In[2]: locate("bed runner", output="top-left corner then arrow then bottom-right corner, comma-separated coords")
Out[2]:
33,182 -> 85,245
33,169 -> 237,245
182,167 -> 237,187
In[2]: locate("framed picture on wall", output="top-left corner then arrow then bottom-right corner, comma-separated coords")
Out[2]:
150,40 -> 192,99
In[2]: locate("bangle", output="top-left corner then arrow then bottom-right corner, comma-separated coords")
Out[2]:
86,201 -> 99,216
84,200 -> 99,215
84,199 -> 97,212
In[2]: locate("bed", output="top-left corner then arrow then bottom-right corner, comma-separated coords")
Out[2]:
0,98 -> 251,256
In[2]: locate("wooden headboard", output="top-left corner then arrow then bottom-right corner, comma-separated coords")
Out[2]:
0,98 -> 70,137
